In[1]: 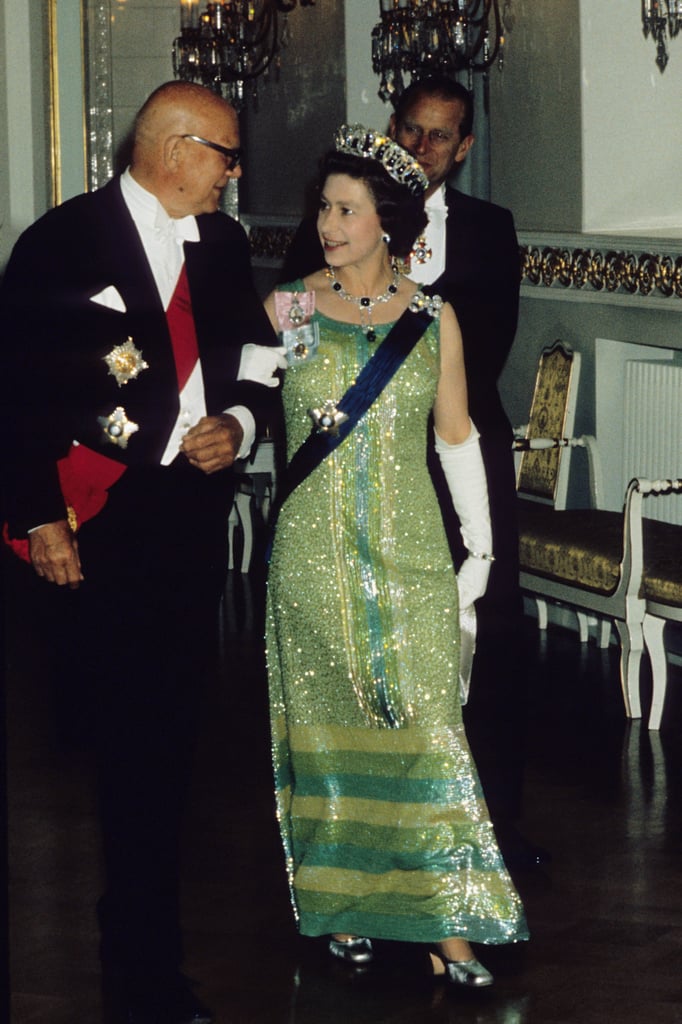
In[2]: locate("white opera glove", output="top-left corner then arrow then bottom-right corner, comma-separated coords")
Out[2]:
237,343 -> 288,388
434,421 -> 494,609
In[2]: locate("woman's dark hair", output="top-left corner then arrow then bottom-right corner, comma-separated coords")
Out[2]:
318,150 -> 428,259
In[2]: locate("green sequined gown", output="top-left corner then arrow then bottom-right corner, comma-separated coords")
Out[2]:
266,284 -> 528,945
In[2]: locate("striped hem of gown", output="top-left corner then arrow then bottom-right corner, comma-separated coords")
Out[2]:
272,718 -> 529,945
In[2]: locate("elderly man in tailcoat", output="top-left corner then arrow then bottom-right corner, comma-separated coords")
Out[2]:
2,80 -> 281,1024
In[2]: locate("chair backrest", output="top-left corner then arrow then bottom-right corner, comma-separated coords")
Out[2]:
516,341 -> 581,509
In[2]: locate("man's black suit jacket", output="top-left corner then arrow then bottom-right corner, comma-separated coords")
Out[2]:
425,187 -> 520,441
1,177 -> 275,540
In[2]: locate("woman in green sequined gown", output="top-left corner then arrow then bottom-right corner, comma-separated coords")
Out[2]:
264,134 -> 528,985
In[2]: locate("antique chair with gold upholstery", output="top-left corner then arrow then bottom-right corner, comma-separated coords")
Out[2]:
515,341 -> 646,719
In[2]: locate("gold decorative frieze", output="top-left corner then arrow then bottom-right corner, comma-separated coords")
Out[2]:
520,244 -> 682,299
246,220 -> 682,302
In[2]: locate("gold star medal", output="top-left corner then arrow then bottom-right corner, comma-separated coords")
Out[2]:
98,406 -> 139,448
104,337 -> 149,386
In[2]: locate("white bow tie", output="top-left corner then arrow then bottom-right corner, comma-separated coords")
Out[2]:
153,214 -> 197,245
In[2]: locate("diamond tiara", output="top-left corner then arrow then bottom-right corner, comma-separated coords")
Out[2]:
334,123 -> 429,197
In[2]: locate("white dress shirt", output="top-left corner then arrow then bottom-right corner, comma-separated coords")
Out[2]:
119,169 -> 255,464
407,184 -> 448,287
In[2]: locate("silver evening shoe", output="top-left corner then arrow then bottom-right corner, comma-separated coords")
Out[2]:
328,936 -> 374,965
442,957 -> 494,988
431,947 -> 494,988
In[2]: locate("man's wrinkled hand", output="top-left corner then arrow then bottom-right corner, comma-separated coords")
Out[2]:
29,519 -> 83,588
180,414 -> 244,474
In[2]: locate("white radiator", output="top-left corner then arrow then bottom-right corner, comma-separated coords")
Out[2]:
623,360 -> 682,525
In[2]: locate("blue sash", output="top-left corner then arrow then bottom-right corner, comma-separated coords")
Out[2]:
280,305 -> 433,507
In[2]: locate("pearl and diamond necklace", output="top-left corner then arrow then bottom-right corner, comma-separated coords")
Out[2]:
327,265 -> 401,343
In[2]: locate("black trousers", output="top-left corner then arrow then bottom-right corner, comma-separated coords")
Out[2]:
58,459 -> 233,979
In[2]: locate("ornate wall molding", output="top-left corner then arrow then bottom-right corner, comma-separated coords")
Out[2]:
245,220 -> 682,305
519,233 -> 682,301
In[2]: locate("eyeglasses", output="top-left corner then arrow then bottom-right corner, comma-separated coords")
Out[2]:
181,134 -> 243,170
396,123 -> 459,148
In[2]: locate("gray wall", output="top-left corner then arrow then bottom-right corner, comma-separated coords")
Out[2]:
0,0 -> 51,265
489,0 -> 583,231
240,0 -> 346,219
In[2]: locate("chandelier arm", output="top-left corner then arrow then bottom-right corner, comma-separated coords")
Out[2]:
466,0 -> 495,29
642,0 -> 681,70
371,0 -> 507,98
462,0 -> 502,67
236,7 -> 277,49
172,2 -> 311,107
472,0 -> 504,68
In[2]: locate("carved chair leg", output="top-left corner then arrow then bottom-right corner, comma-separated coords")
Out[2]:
576,611 -> 590,643
234,490 -> 254,574
614,617 -> 643,720
598,618 -> 612,649
227,503 -> 239,572
535,598 -> 549,631
643,613 -> 667,731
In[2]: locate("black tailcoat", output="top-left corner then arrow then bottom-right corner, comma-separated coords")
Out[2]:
0,177 -> 278,979
3,177 -> 274,535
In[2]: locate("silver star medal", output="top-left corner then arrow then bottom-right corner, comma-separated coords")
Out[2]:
308,400 -> 349,436
98,406 -> 139,448
104,337 -> 149,386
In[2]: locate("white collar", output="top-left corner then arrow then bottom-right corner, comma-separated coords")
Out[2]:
425,184 -> 447,213
120,168 -> 199,243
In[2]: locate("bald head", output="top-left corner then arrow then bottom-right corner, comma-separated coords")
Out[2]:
130,81 -> 242,218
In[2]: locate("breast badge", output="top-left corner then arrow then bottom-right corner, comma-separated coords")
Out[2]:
98,406 -> 139,448
104,338 -> 149,386
411,236 -> 433,265
308,400 -> 349,436
274,291 -> 320,366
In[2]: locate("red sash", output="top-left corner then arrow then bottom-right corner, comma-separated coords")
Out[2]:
3,444 -> 126,562
167,265 -> 199,390
4,265 -> 198,562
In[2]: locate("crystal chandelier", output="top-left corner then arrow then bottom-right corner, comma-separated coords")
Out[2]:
371,0 -> 512,103
642,0 -> 682,71
172,1 -> 315,109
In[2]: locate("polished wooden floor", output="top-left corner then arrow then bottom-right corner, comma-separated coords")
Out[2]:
5,564 -> 682,1024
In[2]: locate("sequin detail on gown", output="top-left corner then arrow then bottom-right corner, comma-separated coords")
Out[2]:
266,283 -> 528,945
